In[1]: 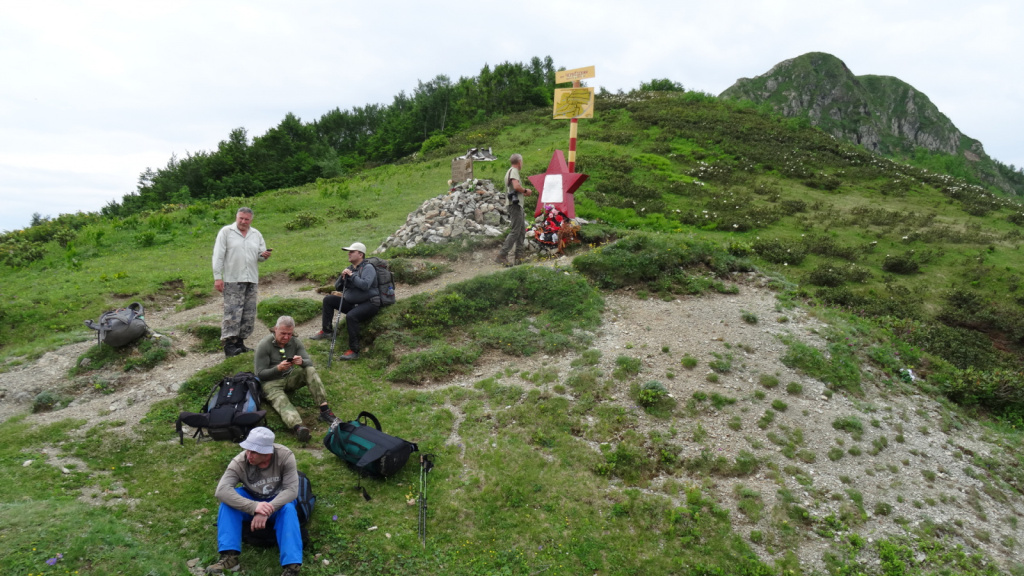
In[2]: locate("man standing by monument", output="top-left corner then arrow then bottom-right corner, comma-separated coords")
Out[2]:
213,207 -> 271,357
495,153 -> 533,266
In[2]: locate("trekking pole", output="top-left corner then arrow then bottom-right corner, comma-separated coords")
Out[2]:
327,276 -> 346,368
418,453 -> 435,548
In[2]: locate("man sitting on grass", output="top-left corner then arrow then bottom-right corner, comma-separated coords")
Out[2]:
254,316 -> 338,441
205,427 -> 303,576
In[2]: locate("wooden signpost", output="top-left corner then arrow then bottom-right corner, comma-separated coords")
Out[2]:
553,65 -> 596,173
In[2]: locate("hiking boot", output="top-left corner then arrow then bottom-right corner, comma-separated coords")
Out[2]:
205,551 -> 240,574
294,425 -> 311,442
236,339 -> 253,354
338,350 -> 359,361
309,330 -> 332,341
318,407 -> 339,425
281,564 -> 302,576
494,254 -> 507,265
224,341 -> 242,358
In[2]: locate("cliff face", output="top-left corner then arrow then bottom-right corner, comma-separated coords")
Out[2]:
721,52 -> 971,157
719,52 -> 1022,194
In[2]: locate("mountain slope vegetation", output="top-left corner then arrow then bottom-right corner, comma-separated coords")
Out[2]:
2,65 -> 1024,575
720,51 -> 1024,196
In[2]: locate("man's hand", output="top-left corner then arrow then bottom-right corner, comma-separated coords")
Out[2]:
331,291 -> 343,297
214,279 -> 224,293
260,250 -> 272,259
291,356 -> 303,366
341,268 -> 353,278
251,513 -> 269,531
255,501 -> 275,516
277,359 -> 293,372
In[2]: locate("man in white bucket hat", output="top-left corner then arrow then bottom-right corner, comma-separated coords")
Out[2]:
206,427 -> 303,575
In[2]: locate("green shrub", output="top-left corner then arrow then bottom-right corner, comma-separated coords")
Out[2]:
572,233 -> 747,293
786,381 -> 803,395
680,354 -> 698,369
708,352 -> 732,373
758,374 -> 779,389
771,399 -> 788,412
420,134 -> 449,155
284,211 -> 325,230
384,344 -> 481,384
637,381 -> 667,407
881,253 -> 920,274
710,393 -> 737,409
613,355 -> 642,380
32,390 -> 61,412
832,416 -> 864,439
752,237 -> 807,265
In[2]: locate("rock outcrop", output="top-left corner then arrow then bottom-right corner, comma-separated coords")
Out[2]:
719,52 -> 1021,195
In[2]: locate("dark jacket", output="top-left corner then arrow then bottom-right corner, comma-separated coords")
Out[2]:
337,260 -> 379,304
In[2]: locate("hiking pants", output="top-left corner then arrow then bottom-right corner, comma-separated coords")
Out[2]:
330,298 -> 379,354
499,203 -> 526,261
217,487 -> 302,566
221,282 -> 258,342
261,366 -> 328,429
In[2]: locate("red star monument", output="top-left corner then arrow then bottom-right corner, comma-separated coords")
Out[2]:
528,150 -> 588,218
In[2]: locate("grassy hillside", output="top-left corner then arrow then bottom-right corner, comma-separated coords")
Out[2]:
2,90 -> 1024,575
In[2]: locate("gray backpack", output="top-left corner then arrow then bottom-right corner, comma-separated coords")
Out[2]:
84,302 -> 148,347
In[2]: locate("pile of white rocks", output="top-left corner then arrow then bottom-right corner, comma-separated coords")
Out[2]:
376,179 -> 512,251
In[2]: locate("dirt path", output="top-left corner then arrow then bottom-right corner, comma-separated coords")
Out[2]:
2,248 -> 1022,572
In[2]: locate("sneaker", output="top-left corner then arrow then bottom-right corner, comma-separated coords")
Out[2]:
318,408 -> 339,424
309,330 -> 332,341
281,564 -> 302,576
293,425 -> 311,442
339,350 -> 359,361
205,551 -> 240,574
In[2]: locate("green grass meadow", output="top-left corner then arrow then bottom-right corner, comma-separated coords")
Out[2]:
3,93 -> 1024,575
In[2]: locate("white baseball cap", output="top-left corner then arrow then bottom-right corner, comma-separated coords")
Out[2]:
239,427 -> 275,454
342,242 -> 367,254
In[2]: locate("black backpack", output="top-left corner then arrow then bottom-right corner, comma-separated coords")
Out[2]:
175,372 -> 266,444
364,257 -> 396,306
242,470 -> 316,549
84,302 -> 148,347
324,412 -> 418,479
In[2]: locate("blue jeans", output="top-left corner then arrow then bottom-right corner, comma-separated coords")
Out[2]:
217,487 -> 302,566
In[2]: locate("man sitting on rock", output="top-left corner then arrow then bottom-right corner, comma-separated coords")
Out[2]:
309,241 -> 380,361
254,316 -> 338,441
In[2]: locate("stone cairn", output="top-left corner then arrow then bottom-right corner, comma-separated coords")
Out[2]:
376,179 -> 511,252
375,178 -> 565,256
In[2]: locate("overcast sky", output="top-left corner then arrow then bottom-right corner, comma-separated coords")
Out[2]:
1,0 -> 1021,232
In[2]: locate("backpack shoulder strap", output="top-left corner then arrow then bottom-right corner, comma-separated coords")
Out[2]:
357,411 -> 382,431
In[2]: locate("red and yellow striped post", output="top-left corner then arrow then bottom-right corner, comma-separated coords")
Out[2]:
553,66 -> 596,174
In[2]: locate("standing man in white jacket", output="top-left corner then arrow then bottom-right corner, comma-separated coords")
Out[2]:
213,207 -> 271,357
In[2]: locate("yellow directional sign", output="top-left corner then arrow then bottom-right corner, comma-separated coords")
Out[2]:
553,87 -> 595,119
556,66 -> 596,84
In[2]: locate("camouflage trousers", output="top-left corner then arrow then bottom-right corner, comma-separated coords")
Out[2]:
262,365 -> 328,429
221,282 -> 258,341
498,204 -> 526,261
